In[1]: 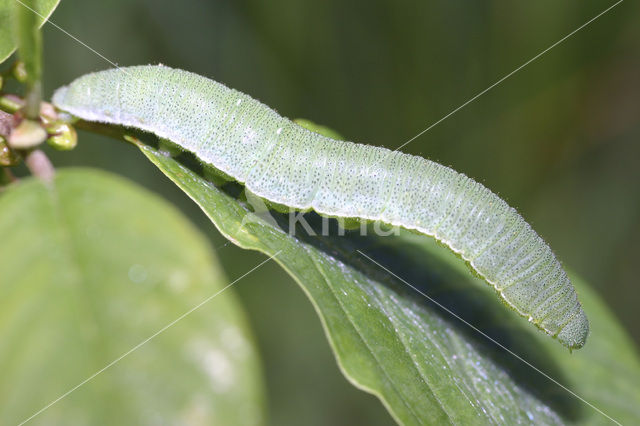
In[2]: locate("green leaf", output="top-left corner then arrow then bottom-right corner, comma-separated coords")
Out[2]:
0,0 -> 59,65
138,142 -> 640,425
0,169 -> 265,425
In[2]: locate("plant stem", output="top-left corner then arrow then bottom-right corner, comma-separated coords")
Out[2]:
24,149 -> 54,183
74,119 -> 135,142
13,0 -> 43,119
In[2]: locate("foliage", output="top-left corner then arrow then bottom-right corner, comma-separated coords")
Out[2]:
0,169 -> 265,425
0,0 -> 58,64
137,142 -> 640,425
1,1 -> 639,425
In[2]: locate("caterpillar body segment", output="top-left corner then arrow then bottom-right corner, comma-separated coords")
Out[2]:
53,65 -> 588,348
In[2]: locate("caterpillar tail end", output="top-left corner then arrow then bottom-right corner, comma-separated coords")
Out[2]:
557,309 -> 589,350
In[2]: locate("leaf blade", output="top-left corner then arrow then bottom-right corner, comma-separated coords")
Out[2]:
137,142 -> 640,425
0,0 -> 59,65
0,168 -> 265,425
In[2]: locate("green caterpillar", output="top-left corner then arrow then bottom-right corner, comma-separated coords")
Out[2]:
52,65 -> 588,349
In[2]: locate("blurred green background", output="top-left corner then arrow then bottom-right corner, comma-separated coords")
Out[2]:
32,0 -> 640,424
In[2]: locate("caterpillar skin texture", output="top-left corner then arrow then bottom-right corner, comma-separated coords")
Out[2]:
53,65 -> 588,349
